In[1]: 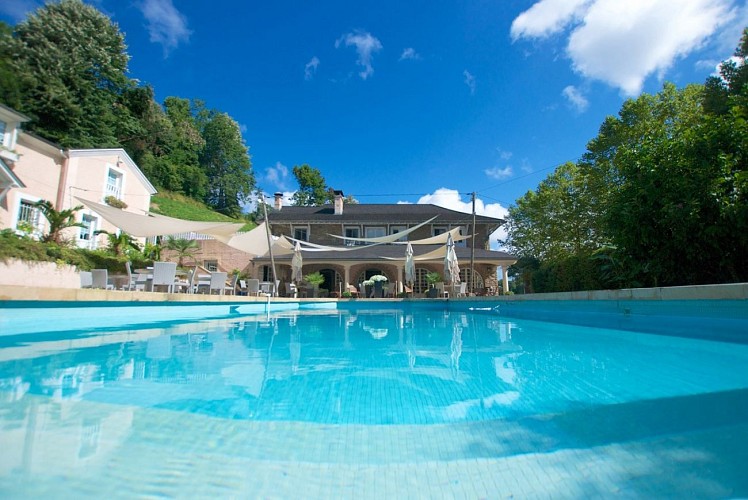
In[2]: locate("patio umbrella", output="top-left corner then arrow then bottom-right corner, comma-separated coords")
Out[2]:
404,241 -> 415,285
291,241 -> 303,282
444,233 -> 461,284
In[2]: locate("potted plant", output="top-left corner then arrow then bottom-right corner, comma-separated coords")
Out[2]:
303,271 -> 325,298
370,274 -> 388,298
362,279 -> 374,298
425,271 -> 441,298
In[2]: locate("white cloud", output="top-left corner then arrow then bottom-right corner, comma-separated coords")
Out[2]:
304,56 -> 320,80
463,70 -> 476,94
497,148 -> 513,161
510,0 -> 592,40
264,162 -> 291,191
485,166 -> 514,180
511,0 -> 736,95
335,30 -> 383,80
562,85 -> 589,112
407,188 -> 509,249
399,47 -> 421,61
137,0 -> 191,56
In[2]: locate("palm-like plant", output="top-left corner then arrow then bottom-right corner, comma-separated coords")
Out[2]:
34,200 -> 84,245
164,236 -> 200,267
95,230 -> 141,257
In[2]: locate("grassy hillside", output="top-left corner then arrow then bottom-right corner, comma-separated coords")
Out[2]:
150,192 -> 255,231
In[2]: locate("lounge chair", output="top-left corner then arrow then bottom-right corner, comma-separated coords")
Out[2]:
80,271 -> 92,289
225,273 -> 238,295
285,282 -> 298,298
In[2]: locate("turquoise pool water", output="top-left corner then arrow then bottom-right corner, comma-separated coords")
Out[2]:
1,301 -> 747,498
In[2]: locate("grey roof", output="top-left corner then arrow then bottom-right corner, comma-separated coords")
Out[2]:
255,244 -> 515,263
265,203 -> 503,226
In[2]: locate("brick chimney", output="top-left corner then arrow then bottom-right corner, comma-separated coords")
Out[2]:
333,190 -> 344,215
274,192 -> 283,211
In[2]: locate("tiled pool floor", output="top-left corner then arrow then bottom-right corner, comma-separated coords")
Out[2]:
2,395 -> 746,499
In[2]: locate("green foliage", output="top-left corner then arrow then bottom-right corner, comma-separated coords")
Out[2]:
94,230 -> 141,258
5,0 -> 133,147
425,271 -> 441,285
104,195 -> 127,209
292,164 -> 331,206
163,236 -> 199,267
505,29 -> 748,291
303,271 -> 325,286
34,200 -> 84,245
199,111 -> 254,217
0,229 -> 149,271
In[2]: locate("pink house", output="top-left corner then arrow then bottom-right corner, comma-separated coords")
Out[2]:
0,103 -> 156,248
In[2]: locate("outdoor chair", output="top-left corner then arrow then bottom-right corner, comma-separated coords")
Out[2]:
237,279 -> 248,296
224,273 -> 238,295
285,282 -> 298,298
152,261 -> 178,293
174,267 -> 198,293
91,269 -> 114,290
123,261 -> 146,291
246,279 -> 260,296
80,271 -> 92,289
457,282 -> 467,297
208,272 -> 228,295
346,284 -> 359,298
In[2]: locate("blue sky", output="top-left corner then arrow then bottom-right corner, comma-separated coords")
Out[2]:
2,0 -> 747,246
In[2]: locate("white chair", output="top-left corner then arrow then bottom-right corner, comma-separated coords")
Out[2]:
152,261 -> 178,293
208,272 -> 228,295
224,274 -> 238,295
123,261 -> 146,291
284,282 -> 297,298
80,271 -> 92,288
457,282 -> 467,297
91,269 -> 114,290
247,279 -> 260,297
175,267 -> 197,294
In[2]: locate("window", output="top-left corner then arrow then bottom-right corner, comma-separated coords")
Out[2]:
432,226 -> 448,237
293,226 -> 309,241
364,226 -> 386,239
261,265 -> 272,281
390,225 -> 407,242
204,260 -> 218,272
455,226 -> 467,247
78,214 -> 98,249
105,168 -> 123,199
16,199 -> 42,235
0,121 -> 6,146
344,226 -> 359,246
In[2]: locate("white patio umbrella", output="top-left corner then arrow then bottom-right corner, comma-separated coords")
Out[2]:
404,241 -> 415,285
291,241 -> 303,282
444,233 -> 461,284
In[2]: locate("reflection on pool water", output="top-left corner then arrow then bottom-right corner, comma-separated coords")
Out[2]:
1,304 -> 748,498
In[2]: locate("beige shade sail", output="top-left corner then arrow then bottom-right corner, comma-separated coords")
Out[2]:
327,216 -> 437,243
77,197 -> 244,241
223,222 -> 295,257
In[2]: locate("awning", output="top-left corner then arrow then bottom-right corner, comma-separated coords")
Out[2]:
77,197 -> 244,241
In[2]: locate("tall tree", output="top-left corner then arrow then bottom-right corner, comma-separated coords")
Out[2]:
199,111 -> 254,217
292,164 -> 331,206
164,97 -> 207,198
3,0 -> 135,147
0,22 -> 22,109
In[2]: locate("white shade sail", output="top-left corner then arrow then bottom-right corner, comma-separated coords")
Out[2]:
77,197 -> 244,242
327,216 -> 437,243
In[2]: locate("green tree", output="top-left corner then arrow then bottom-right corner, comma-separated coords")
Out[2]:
199,111 -> 254,217
164,236 -> 199,267
164,97 -> 207,198
292,164 -> 331,206
34,200 -> 83,245
0,22 -> 22,109
4,0 -> 135,147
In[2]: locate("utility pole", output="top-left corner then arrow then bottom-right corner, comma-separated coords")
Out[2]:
261,193 -> 278,296
470,191 -> 476,295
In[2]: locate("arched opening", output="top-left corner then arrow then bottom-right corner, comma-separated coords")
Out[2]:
413,268 -> 431,294
319,268 -> 341,295
459,269 -> 484,292
356,268 -> 385,287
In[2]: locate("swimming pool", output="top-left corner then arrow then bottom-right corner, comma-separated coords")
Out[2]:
1,300 -> 747,498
